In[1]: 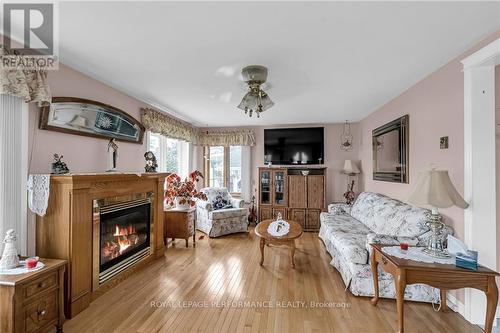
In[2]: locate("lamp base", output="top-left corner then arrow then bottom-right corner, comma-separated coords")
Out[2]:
422,211 -> 451,259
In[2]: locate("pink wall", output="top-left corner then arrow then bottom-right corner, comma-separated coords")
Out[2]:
28,63 -> 150,174
359,31 -> 500,303
496,65 -> 500,285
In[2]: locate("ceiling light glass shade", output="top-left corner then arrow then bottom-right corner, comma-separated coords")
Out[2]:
237,90 -> 274,118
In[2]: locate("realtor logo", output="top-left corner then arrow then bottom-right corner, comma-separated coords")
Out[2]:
2,2 -> 58,69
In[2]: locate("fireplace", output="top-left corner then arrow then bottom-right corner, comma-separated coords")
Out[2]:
93,192 -> 154,287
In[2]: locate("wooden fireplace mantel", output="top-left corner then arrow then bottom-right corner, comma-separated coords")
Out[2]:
36,172 -> 168,318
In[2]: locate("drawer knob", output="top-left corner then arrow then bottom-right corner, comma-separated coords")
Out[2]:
382,257 -> 388,265
38,282 -> 46,288
38,309 -> 47,317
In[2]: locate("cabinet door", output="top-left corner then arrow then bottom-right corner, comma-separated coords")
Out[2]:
306,210 -> 320,230
307,175 -> 324,209
288,175 -> 307,208
272,170 -> 287,206
272,208 -> 287,220
259,170 -> 271,205
259,207 -> 272,222
289,209 -> 306,228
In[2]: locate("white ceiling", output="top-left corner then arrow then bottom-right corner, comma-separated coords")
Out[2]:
54,2 -> 499,126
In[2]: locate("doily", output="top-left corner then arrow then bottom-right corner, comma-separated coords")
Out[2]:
382,246 -> 455,265
267,220 -> 290,237
0,261 -> 45,275
27,174 -> 50,216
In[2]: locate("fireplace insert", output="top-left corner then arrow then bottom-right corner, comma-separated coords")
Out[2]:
94,193 -> 154,285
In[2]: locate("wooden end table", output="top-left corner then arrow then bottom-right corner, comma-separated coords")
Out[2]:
164,208 -> 196,248
255,219 -> 303,268
370,244 -> 499,333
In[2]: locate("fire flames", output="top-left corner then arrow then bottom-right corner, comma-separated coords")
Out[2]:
101,224 -> 140,261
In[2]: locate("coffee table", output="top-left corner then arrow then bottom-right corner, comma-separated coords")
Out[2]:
255,219 -> 303,268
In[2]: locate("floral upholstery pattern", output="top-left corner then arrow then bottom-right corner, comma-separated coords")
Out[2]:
319,192 -> 447,303
351,192 -> 430,238
196,187 -> 248,237
327,203 -> 352,215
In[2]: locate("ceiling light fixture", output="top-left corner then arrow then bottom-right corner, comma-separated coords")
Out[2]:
237,65 -> 274,118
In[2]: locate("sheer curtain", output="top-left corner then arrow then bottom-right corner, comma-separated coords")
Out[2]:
0,94 -> 28,255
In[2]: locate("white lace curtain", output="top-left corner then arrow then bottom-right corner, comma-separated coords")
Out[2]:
141,107 -> 256,146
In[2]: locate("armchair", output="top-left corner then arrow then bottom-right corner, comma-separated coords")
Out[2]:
196,187 -> 248,237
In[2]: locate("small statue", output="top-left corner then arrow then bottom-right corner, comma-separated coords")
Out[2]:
343,179 -> 356,205
144,151 -> 158,173
107,138 -> 119,172
0,229 -> 20,270
51,153 -> 70,174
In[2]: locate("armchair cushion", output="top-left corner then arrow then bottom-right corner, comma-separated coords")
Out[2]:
201,187 -> 232,210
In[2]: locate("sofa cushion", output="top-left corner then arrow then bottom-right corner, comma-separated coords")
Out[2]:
330,232 -> 369,265
350,192 -> 429,238
209,207 -> 247,220
320,212 -> 370,235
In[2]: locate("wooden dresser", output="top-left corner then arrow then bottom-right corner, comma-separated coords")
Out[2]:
164,208 -> 196,247
258,167 -> 326,231
0,259 -> 66,333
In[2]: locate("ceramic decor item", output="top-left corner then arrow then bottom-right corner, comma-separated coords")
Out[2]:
0,229 -> 20,270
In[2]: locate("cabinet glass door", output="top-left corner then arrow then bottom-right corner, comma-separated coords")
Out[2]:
260,171 -> 271,204
273,171 -> 286,205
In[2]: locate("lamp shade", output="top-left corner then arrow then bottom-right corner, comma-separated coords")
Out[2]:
408,170 -> 469,209
343,160 -> 360,175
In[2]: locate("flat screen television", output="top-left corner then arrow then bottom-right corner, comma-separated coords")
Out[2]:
264,127 -> 324,165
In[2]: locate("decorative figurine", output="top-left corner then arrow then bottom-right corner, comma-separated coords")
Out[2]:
51,153 -> 70,174
144,151 -> 158,173
0,229 -> 20,270
343,180 -> 356,205
107,138 -> 119,172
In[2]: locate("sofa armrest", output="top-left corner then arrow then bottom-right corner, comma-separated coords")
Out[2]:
365,232 -> 419,255
327,203 -> 351,215
417,224 -> 454,247
230,197 -> 244,208
196,199 -> 213,211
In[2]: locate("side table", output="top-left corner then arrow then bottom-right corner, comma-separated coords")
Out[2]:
370,244 -> 499,333
164,207 -> 196,247
0,258 -> 67,333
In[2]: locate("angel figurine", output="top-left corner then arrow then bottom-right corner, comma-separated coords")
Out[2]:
0,229 -> 20,270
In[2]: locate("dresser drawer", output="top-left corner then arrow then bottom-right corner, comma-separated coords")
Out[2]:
24,290 -> 58,333
23,271 -> 57,300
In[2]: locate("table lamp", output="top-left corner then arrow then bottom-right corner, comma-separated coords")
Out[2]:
342,160 -> 360,204
408,169 -> 469,258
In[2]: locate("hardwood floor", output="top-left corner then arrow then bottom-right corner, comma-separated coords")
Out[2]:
64,228 -> 481,333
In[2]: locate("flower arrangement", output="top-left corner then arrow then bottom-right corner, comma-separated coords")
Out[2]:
165,170 -> 207,208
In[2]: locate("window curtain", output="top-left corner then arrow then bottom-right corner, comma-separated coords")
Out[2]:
240,146 -> 252,202
0,46 -> 52,105
0,94 -> 28,255
141,107 -> 256,147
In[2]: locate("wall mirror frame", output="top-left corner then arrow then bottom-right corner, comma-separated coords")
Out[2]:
372,114 -> 409,183
39,97 -> 145,144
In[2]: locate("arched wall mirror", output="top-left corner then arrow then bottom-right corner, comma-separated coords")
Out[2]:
39,97 -> 145,144
372,115 -> 409,183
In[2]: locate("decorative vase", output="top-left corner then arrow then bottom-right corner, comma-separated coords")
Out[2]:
175,197 -> 191,210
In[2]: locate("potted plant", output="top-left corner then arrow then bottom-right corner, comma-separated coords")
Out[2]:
165,170 -> 207,210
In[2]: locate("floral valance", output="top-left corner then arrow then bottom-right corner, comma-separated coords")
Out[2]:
141,107 -> 256,146
0,45 -> 52,105
141,107 -> 199,143
198,129 -> 256,147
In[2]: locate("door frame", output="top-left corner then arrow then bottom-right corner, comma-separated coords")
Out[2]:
461,37 -> 500,325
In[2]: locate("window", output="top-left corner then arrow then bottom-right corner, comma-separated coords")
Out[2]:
204,146 -> 243,195
147,132 -> 191,178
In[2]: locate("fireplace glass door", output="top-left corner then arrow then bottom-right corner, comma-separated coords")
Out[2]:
100,202 -> 151,273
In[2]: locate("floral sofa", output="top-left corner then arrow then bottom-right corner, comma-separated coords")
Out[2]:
319,192 -> 453,303
196,187 -> 248,237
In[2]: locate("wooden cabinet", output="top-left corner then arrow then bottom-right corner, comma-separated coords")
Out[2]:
0,259 -> 66,333
258,167 -> 326,231
164,208 -> 196,247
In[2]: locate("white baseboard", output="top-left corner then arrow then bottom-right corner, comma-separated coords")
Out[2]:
446,294 -> 500,327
